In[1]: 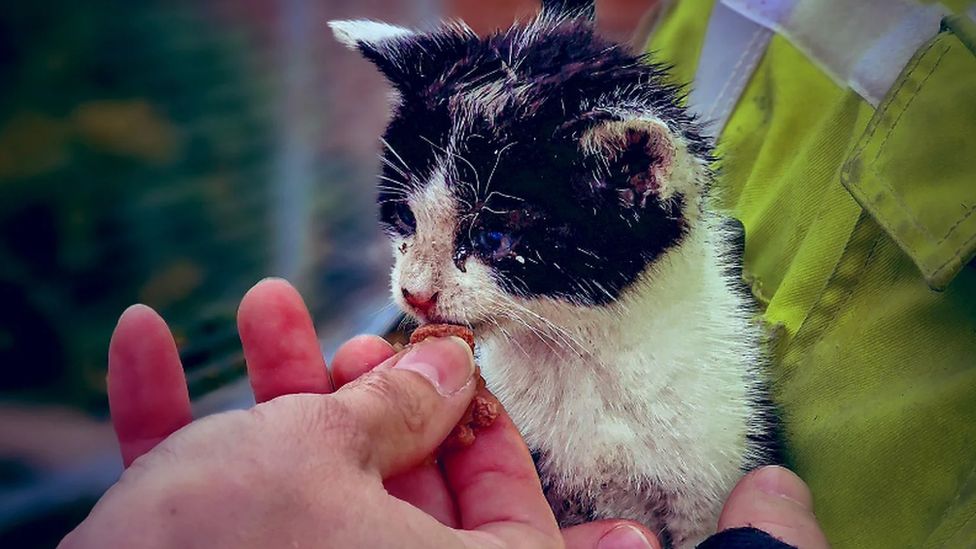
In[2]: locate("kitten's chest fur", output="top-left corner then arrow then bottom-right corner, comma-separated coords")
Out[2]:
477,221 -> 773,547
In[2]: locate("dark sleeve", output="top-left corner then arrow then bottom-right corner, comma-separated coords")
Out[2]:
697,527 -> 798,548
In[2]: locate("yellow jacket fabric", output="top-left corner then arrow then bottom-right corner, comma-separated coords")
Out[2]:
649,2 -> 976,547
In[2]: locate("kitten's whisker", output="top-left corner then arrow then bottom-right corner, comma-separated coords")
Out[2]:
421,135 -> 482,196
377,175 -> 410,187
364,301 -> 400,326
486,315 -> 530,358
484,191 -> 524,203
482,293 -> 587,359
376,189 -> 409,198
491,303 -> 562,357
375,186 -> 410,197
376,189 -> 410,200
491,293 -> 589,358
483,141 -> 517,201
379,137 -> 410,172
379,155 -> 409,180
577,247 -> 602,260
377,198 -> 409,207
452,181 -> 476,210
395,313 -> 417,335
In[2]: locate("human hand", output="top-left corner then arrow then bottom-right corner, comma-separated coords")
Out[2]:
74,278 -> 828,549
66,278 -> 661,548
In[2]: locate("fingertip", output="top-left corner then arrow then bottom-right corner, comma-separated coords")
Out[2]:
109,304 -> 173,376
112,304 -> 163,341
118,303 -> 158,321
237,277 -> 331,401
596,524 -> 661,549
561,520 -> 661,549
238,277 -> 299,319
750,465 -> 814,511
331,335 -> 398,388
108,304 -> 191,468
718,467 -> 829,549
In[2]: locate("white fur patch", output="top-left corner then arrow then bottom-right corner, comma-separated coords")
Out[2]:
391,167 -> 505,325
328,20 -> 415,50
477,215 -> 766,547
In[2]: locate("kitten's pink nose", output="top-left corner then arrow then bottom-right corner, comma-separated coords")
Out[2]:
402,288 -> 439,316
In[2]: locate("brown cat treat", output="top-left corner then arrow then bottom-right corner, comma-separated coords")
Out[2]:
409,323 -> 476,353
409,324 -> 498,449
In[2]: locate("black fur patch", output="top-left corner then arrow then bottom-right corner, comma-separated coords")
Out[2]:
719,217 -> 787,467
747,391 -> 788,467
372,18 -> 712,305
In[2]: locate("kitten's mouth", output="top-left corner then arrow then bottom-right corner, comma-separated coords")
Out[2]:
411,312 -> 484,333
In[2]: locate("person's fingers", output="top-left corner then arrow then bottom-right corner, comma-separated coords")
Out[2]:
561,521 -> 661,549
717,466 -> 830,549
108,305 -> 192,468
441,395 -> 562,548
331,335 -> 397,388
328,336 -> 477,478
238,278 -> 332,402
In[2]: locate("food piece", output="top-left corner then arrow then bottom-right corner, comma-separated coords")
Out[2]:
409,323 -> 476,353
409,323 -> 498,449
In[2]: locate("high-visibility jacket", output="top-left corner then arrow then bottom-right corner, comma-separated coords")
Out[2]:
648,1 -> 976,547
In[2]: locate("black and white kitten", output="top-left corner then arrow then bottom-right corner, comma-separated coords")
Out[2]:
330,4 -> 782,547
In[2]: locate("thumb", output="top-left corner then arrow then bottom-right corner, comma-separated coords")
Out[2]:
716,466 -> 830,549
562,521 -> 661,549
329,336 -> 477,478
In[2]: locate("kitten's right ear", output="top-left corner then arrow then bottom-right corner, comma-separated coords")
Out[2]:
328,20 -> 415,50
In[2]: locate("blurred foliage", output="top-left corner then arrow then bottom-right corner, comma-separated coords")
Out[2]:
0,0 -> 381,413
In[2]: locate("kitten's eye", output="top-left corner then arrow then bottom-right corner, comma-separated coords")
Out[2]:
393,202 -> 416,234
474,230 -> 519,261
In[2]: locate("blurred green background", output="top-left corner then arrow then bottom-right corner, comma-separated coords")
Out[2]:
0,0 -> 430,545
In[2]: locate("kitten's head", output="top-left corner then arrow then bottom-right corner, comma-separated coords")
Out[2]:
330,12 -> 712,329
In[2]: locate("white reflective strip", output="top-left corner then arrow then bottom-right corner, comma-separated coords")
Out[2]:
723,0 -> 796,29
725,0 -> 947,106
688,2 -> 773,138
850,6 -> 946,105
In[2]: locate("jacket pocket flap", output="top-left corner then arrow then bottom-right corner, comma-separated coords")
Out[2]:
842,16 -> 976,290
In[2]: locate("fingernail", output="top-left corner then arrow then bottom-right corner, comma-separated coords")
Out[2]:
395,336 -> 475,395
754,466 -> 814,511
598,525 -> 655,549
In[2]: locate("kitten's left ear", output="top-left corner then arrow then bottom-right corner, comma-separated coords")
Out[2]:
328,20 -> 416,50
329,20 -> 421,91
582,118 -> 695,209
